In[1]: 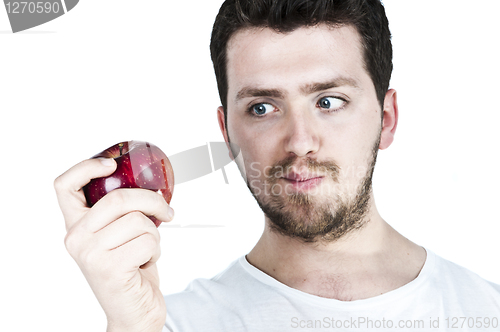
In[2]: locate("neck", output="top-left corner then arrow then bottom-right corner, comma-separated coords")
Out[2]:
246,197 -> 426,301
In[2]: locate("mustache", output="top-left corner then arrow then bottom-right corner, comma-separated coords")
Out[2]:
265,155 -> 340,182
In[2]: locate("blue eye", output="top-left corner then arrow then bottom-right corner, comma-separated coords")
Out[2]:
251,103 -> 274,116
318,97 -> 345,111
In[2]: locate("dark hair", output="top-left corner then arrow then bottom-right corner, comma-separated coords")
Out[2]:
210,0 -> 393,125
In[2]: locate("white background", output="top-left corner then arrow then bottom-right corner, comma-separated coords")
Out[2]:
1,0 -> 499,330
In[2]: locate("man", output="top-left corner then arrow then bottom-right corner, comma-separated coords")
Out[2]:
54,0 -> 500,331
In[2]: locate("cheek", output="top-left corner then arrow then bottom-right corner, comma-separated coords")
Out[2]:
228,113 -> 280,156
322,116 -> 379,178
228,128 -> 277,182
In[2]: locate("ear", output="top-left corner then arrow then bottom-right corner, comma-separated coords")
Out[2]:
217,106 -> 229,143
379,89 -> 399,150
217,106 -> 235,160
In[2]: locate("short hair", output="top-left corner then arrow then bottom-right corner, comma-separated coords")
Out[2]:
210,0 -> 393,126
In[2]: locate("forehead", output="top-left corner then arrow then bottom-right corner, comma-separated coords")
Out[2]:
225,24 -> 370,99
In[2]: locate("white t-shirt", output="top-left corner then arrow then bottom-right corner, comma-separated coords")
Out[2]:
163,249 -> 500,331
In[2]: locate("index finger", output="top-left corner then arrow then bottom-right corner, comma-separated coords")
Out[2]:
54,158 -> 117,230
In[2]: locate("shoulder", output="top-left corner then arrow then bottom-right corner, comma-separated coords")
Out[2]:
427,250 -> 500,304
164,258 -> 240,309
163,256 -> 273,331
431,251 -> 500,287
165,256 -> 265,303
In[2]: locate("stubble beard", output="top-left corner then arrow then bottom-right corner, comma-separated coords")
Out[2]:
246,136 -> 380,243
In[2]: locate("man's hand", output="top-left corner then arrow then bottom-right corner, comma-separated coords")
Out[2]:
54,158 -> 174,332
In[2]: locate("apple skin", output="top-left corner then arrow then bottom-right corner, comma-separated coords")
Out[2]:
83,141 -> 174,227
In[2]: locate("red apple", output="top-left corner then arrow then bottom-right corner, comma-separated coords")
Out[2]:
83,141 -> 174,227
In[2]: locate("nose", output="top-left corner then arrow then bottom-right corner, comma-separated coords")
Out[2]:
283,110 -> 319,157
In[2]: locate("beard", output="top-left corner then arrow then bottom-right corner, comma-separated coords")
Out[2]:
246,136 -> 380,243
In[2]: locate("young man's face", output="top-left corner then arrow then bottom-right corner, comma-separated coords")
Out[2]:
218,24 -> 394,242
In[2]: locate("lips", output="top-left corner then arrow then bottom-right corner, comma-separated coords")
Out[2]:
282,172 -> 324,191
284,172 -> 322,182
266,157 -> 339,193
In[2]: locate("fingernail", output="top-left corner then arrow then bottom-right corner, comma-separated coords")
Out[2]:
98,158 -> 114,166
168,206 -> 175,219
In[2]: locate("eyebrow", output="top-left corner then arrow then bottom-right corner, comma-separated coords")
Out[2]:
236,87 -> 285,101
235,76 -> 361,101
300,77 -> 361,95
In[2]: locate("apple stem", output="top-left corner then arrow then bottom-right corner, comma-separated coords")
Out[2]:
119,143 -> 123,156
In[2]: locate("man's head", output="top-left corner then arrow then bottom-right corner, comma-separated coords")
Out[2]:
210,0 -> 393,125
211,0 -> 398,243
